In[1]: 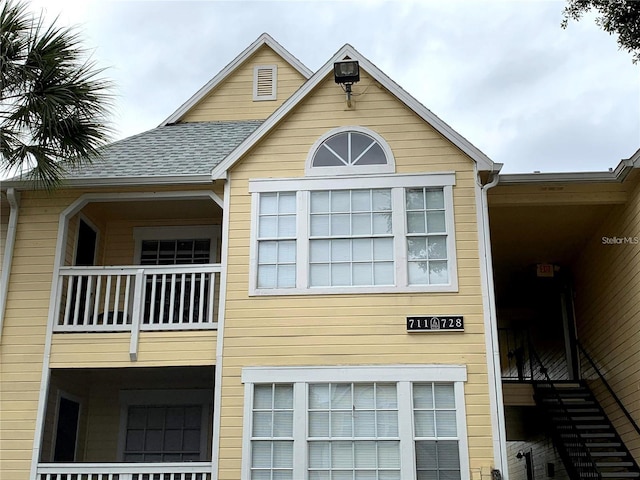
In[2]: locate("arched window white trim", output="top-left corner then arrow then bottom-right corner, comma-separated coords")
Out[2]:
305,126 -> 395,176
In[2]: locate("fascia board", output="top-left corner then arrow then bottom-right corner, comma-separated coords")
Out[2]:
161,33 -> 312,126
1,174 -> 213,190
627,147 -> 640,167
498,170 -> 625,185
211,44 -> 498,180
499,153 -> 640,185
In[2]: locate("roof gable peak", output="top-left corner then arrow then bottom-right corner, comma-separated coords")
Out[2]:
161,33 -> 312,126
211,40 -> 497,178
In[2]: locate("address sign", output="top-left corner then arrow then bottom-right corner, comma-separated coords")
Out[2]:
407,316 -> 464,332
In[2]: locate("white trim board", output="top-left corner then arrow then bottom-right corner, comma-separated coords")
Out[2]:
242,364 -> 467,383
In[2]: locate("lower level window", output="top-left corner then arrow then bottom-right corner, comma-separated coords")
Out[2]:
119,390 -> 210,462
242,366 -> 468,480
124,405 -> 203,462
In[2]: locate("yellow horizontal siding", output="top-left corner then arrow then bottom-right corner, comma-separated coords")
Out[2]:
0,189 -> 78,480
49,330 -> 217,368
573,175 -> 640,461
217,70 -> 492,479
1,185 -> 226,480
181,45 -> 306,122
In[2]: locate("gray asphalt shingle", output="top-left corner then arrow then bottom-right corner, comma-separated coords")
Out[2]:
66,120 -> 263,179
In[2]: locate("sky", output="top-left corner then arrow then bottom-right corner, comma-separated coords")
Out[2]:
26,0 -> 640,174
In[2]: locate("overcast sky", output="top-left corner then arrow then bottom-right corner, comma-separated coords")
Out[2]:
28,0 -> 640,174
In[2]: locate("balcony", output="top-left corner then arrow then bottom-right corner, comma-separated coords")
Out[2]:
53,264 -> 220,360
37,462 -> 212,480
40,367 -> 214,479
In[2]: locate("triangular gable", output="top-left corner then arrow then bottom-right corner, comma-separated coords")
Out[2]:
161,33 -> 313,126
211,43 -> 499,179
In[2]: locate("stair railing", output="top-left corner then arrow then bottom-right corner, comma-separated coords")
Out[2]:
578,342 -> 640,439
498,327 -> 535,381
529,343 -> 602,480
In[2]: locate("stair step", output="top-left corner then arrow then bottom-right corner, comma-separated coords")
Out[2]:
549,407 -> 601,413
537,383 -> 587,388
551,415 -> 606,422
586,442 -> 623,448
542,398 -> 596,404
597,461 -> 635,467
591,451 -> 629,457
562,432 -> 616,438
600,473 -> 640,478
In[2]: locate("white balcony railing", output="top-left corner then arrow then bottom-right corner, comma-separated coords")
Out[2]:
54,265 -> 220,359
37,462 -> 212,480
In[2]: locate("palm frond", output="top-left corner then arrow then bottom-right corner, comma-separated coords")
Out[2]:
1,0 -> 113,189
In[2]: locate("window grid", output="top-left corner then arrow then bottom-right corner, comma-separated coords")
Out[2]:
309,189 -> 394,287
257,192 -> 297,289
123,405 -> 202,462
405,188 -> 449,286
140,239 -> 211,265
312,131 -> 387,168
251,384 -> 294,480
413,383 -> 461,480
308,383 -> 401,479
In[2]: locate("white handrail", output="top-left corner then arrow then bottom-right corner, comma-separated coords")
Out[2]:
55,265 -> 221,335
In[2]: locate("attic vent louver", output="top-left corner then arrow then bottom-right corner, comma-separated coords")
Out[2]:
253,65 -> 277,101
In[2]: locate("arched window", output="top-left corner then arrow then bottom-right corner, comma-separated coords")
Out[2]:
306,127 -> 395,176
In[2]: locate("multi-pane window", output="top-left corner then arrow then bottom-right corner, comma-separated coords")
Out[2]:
243,367 -> 468,480
309,190 -> 394,287
406,188 -> 448,285
139,238 -> 212,324
124,405 -> 203,462
250,384 -> 294,479
413,384 -> 461,480
308,383 -> 400,479
312,131 -> 387,167
140,239 -> 211,265
257,192 -> 297,289
251,174 -> 457,293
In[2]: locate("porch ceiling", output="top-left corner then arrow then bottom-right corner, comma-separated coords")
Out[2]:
489,204 -> 613,271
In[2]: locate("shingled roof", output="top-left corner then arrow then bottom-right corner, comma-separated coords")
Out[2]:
65,120 -> 263,180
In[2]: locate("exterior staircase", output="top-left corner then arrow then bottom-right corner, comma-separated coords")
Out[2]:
534,381 -> 640,480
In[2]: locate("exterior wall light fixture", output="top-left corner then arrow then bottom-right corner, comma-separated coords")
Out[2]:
334,60 -> 360,108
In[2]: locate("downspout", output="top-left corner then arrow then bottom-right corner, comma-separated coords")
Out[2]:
211,175 -> 231,480
478,172 -> 508,478
0,187 -> 21,340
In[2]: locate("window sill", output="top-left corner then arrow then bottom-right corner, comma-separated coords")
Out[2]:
249,283 -> 459,296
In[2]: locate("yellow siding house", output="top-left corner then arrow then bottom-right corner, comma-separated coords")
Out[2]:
1,33 -> 638,480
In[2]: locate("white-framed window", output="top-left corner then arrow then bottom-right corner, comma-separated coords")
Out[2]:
249,173 -> 457,295
133,226 -> 219,265
305,127 -> 396,176
253,65 -> 277,101
257,192 -> 297,289
117,390 -> 211,462
241,365 -> 469,480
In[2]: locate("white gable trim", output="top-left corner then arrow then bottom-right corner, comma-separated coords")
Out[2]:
211,43 -> 498,179
161,33 -> 312,126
